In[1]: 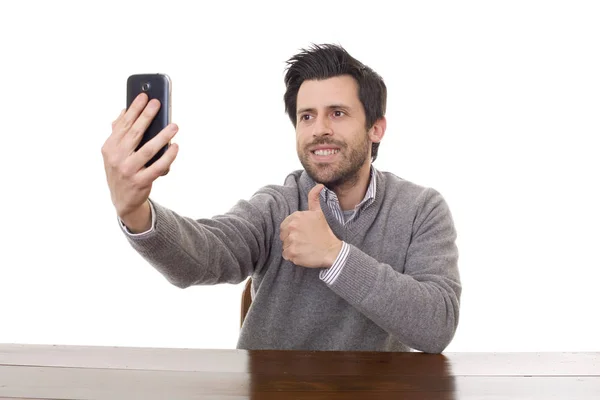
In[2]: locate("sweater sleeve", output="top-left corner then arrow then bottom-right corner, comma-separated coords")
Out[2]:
324,188 -> 461,354
122,189 -> 283,288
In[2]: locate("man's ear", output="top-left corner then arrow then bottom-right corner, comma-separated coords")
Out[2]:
369,116 -> 386,143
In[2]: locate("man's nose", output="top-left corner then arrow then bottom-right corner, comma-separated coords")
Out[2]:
313,115 -> 333,137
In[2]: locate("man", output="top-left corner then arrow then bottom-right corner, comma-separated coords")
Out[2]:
102,44 -> 461,353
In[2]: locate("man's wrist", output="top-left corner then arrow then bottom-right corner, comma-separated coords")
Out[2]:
120,201 -> 152,233
320,241 -> 350,285
324,239 -> 343,268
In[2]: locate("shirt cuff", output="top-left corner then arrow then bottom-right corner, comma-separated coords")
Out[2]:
118,200 -> 156,236
319,241 -> 350,285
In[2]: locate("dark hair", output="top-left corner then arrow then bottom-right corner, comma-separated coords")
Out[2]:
283,43 -> 387,162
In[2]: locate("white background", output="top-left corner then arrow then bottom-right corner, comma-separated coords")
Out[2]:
1,0 -> 598,352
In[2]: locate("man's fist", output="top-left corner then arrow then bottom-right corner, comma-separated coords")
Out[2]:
280,184 -> 342,268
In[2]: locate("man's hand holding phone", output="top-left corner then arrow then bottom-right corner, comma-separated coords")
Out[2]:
101,93 -> 179,233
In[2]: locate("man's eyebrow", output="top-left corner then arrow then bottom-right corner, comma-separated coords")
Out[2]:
296,104 -> 352,115
297,107 -> 315,115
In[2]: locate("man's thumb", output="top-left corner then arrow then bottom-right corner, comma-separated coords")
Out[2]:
308,184 -> 325,212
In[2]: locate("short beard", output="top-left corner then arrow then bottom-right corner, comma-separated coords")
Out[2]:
299,135 -> 370,192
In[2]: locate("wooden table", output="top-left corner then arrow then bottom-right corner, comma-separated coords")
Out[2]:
1,344 -> 598,399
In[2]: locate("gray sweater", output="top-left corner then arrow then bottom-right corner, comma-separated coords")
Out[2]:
125,169 -> 461,353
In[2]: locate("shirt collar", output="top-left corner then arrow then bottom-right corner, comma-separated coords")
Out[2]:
321,166 -> 377,210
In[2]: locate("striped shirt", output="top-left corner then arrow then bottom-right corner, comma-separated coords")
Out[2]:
319,167 -> 377,285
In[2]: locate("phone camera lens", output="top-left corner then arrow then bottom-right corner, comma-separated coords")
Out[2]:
141,82 -> 151,92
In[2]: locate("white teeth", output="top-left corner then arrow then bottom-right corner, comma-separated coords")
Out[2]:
313,149 -> 340,156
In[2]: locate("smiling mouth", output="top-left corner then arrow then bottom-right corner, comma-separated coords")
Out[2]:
312,149 -> 340,156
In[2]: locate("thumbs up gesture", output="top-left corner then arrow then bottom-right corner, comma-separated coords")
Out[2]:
280,184 -> 343,268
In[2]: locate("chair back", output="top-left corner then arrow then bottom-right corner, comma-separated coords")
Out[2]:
240,278 -> 253,327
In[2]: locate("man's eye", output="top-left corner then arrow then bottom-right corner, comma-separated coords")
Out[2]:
301,114 -> 311,121
333,110 -> 345,117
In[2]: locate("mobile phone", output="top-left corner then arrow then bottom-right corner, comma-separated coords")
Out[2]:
126,74 -> 171,168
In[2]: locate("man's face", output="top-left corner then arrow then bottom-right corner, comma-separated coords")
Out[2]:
295,75 -> 371,189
